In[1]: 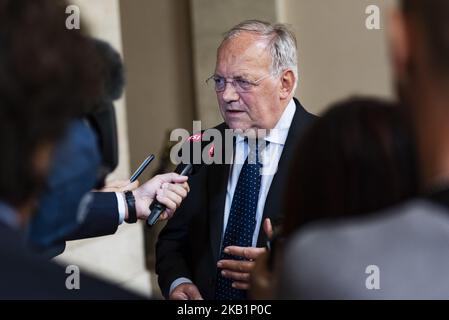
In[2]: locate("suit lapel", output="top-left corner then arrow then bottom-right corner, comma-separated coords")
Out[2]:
256,98 -> 312,246
207,163 -> 230,263
207,124 -> 233,263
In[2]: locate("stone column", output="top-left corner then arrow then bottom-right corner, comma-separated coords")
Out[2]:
55,0 -> 150,298
69,0 -> 131,180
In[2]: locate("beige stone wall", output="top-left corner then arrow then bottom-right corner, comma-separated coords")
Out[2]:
279,0 -> 396,114
67,0 -> 131,180
55,0 -> 151,298
119,0 -> 194,177
119,0 -> 195,297
189,0 -> 395,120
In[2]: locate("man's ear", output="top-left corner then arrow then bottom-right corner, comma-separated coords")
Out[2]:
388,9 -> 410,81
279,69 -> 296,99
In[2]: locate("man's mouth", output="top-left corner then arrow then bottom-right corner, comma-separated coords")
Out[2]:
226,109 -> 245,114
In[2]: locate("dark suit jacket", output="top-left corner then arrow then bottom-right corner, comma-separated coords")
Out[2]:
0,221 -> 141,299
156,98 -> 316,299
32,192 -> 121,257
66,192 -> 120,240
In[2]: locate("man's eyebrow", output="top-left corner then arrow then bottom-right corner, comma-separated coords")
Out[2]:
214,72 -> 251,79
233,73 -> 252,79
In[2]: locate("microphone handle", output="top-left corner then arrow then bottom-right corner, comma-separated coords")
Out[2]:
146,202 -> 165,226
146,164 -> 193,227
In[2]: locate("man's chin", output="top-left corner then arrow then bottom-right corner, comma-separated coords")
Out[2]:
225,119 -> 247,130
227,125 -> 264,139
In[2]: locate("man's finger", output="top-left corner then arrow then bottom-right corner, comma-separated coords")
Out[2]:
161,188 -> 183,206
127,180 -> 140,189
263,218 -> 273,240
221,270 -> 250,282
159,211 -> 169,220
166,183 -> 188,198
159,172 -> 189,184
232,281 -> 250,290
156,194 -> 177,211
217,259 -> 254,273
224,246 -> 266,260
186,285 -> 203,300
170,291 -> 189,300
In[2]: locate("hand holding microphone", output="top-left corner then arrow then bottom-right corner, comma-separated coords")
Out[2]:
119,153 -> 190,223
146,164 -> 193,226
146,131 -> 214,227
133,172 -> 189,222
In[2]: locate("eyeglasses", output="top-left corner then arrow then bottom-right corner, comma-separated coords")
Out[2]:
206,74 -> 272,93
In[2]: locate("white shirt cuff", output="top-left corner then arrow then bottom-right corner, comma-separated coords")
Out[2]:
170,277 -> 193,296
115,192 -> 126,225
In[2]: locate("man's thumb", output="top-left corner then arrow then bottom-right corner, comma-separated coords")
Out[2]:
187,285 -> 203,300
263,218 -> 273,240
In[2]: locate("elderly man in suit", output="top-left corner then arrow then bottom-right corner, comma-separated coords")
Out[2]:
156,20 -> 316,300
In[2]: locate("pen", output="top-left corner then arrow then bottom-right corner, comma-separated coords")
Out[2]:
130,154 -> 155,182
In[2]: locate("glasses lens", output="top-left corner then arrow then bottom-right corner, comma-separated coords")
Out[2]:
213,76 -> 225,91
235,79 -> 252,92
207,75 -> 263,92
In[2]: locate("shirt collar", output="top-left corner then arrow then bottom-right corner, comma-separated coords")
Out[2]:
0,201 -> 19,229
235,98 -> 296,146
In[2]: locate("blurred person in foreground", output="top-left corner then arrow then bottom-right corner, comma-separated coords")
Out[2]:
0,0 -> 175,298
249,98 -> 419,299
277,0 -> 449,299
26,38 -> 189,257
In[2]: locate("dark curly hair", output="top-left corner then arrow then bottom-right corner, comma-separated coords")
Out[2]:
0,0 -> 104,207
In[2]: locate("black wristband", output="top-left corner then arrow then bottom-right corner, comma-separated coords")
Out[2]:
124,191 -> 137,223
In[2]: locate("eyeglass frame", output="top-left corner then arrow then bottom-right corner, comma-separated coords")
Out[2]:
205,73 -> 273,93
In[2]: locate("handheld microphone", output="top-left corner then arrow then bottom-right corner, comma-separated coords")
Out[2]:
146,163 -> 194,227
146,132 -> 215,227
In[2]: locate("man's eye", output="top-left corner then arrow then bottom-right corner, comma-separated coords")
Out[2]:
214,77 -> 225,85
236,79 -> 251,88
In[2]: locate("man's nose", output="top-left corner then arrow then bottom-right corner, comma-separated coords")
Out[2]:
221,82 -> 239,102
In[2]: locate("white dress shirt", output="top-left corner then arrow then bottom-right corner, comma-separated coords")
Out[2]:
115,192 -> 126,224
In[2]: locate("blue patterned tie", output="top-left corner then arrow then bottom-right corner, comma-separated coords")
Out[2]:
215,140 -> 263,300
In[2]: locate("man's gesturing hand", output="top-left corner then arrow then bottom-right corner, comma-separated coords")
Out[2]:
217,218 -> 273,290
170,283 -> 203,300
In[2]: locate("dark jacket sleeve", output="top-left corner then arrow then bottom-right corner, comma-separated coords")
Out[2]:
156,165 -> 206,298
64,192 -> 120,241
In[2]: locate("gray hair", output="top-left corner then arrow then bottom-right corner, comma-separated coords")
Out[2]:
222,20 -> 298,85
